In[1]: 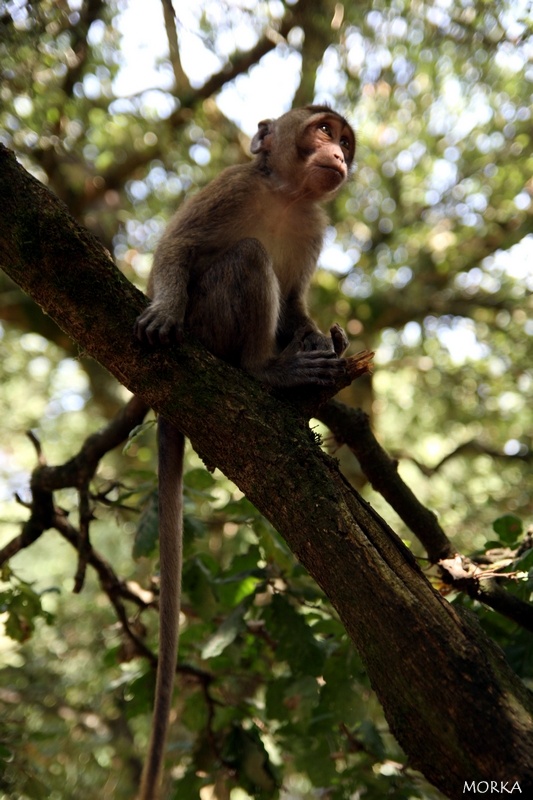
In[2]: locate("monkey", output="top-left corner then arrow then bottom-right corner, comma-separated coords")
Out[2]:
134,105 -> 356,799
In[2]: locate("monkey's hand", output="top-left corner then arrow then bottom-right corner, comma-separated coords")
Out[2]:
290,350 -> 348,386
297,322 -> 348,357
134,303 -> 184,346
262,348 -> 347,388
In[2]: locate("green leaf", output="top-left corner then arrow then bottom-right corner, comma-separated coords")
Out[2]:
201,598 -> 253,659
492,514 -> 523,544
263,595 -> 325,677
183,558 -> 218,621
513,548 -> 533,576
183,515 -> 207,541
133,490 -> 159,558
123,670 -> 155,719
0,742 -> 12,760
183,467 -> 216,493
0,582 -> 54,643
223,495 -> 260,520
123,419 -> 156,453
267,675 -> 320,726
359,719 -> 386,760
215,548 -> 266,606
222,725 -> 279,797
171,768 -> 208,798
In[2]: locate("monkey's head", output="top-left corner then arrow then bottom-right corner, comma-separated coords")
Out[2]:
250,105 -> 356,200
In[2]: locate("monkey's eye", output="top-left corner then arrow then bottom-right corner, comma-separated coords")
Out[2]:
340,136 -> 351,151
319,123 -> 332,137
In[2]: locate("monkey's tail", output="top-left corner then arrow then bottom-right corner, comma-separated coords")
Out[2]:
139,418 -> 185,800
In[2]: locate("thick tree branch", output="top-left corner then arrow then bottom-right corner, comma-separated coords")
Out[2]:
291,0 -> 340,106
20,3 -> 299,220
318,400 -> 453,562
2,145 -> 533,799
161,0 -> 190,94
88,7 -> 298,208
318,400 -> 533,631
61,0 -> 107,101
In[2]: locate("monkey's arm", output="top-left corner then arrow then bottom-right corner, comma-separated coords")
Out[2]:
134,232 -> 193,345
135,170 -> 250,347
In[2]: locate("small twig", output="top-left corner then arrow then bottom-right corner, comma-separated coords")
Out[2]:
73,482 -> 93,593
90,481 -> 143,512
396,438 -> 532,475
32,395 -> 150,493
52,508 -> 157,661
345,349 -> 374,382
26,429 -> 46,465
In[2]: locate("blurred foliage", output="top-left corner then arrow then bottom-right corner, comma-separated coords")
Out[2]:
0,0 -> 532,797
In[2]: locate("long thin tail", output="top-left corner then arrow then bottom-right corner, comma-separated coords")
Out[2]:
139,417 -> 185,800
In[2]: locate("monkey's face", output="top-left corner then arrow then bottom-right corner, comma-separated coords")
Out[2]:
252,107 -> 356,201
299,112 -> 355,197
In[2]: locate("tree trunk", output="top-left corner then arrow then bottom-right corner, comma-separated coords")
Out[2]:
1,145 -> 532,799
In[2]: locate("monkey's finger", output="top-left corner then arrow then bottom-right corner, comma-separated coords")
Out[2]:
134,309 -> 183,346
138,318 -> 166,346
292,352 -> 348,385
133,317 -> 155,344
297,349 -> 339,361
330,323 -> 349,356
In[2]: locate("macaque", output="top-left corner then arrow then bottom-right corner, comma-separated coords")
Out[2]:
134,105 -> 356,799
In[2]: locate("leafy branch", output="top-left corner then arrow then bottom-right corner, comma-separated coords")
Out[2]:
2,143 -> 533,798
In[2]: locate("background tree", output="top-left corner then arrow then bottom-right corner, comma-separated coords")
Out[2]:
0,1 -> 532,799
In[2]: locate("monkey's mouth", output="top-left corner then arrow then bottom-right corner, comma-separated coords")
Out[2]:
318,164 -> 346,180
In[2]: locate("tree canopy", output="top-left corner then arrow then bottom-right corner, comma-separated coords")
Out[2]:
0,1 -> 532,799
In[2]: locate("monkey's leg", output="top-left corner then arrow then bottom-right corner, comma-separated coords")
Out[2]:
186,237 -> 280,367
187,237 -> 345,387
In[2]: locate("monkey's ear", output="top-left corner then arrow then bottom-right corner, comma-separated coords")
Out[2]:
250,119 -> 273,154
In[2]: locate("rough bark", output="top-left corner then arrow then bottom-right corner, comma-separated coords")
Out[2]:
1,145 -> 533,799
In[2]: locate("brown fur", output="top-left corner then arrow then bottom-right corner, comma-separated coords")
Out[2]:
135,106 -> 355,799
